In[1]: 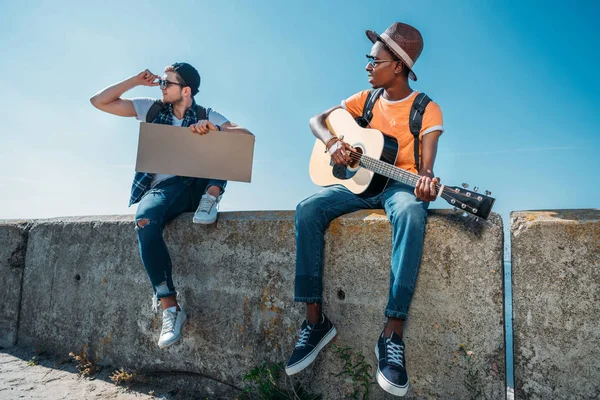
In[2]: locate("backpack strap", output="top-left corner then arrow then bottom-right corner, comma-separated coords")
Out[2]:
409,92 -> 432,172
145,100 -> 167,123
145,100 -> 208,123
355,88 -> 384,128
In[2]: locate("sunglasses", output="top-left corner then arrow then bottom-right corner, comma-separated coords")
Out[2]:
158,78 -> 185,90
365,54 -> 398,68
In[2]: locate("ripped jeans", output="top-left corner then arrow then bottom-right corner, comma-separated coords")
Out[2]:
135,176 -> 226,299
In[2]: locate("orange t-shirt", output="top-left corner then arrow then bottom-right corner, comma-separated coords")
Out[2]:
342,90 -> 444,174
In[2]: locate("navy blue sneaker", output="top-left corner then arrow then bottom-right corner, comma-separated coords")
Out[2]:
285,314 -> 337,375
375,332 -> 409,396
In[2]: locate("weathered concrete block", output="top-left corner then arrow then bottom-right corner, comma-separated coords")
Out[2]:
512,210 -> 600,399
18,211 -> 504,399
0,220 -> 30,348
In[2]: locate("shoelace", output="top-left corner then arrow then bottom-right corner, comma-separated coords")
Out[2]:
295,325 -> 313,348
198,196 -> 216,213
386,339 -> 405,368
161,309 -> 177,335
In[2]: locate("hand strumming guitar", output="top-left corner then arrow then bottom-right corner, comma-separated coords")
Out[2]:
326,138 -> 353,166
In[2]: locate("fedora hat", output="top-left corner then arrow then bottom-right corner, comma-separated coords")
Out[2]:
366,22 -> 423,81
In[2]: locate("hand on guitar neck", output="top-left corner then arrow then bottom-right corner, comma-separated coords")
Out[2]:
414,175 -> 440,203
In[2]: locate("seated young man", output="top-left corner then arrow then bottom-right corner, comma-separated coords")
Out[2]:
285,23 -> 443,397
90,62 -> 253,348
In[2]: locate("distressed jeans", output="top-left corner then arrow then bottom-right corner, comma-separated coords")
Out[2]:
294,181 -> 429,320
135,176 -> 226,298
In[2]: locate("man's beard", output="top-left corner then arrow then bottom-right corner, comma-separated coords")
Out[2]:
163,94 -> 184,105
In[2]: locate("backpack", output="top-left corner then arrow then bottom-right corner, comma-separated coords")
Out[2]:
145,100 -> 207,123
355,89 -> 431,172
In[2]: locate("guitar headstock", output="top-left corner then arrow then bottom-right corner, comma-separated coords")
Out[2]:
441,185 -> 495,220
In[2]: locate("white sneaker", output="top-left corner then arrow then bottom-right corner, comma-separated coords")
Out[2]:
157,308 -> 188,348
193,194 -> 219,224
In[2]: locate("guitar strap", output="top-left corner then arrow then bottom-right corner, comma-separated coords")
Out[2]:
356,88 -> 383,128
358,89 -> 431,172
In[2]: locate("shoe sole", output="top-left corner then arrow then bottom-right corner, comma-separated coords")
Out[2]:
285,326 -> 337,376
192,216 -> 217,224
158,313 -> 188,349
374,345 -> 409,396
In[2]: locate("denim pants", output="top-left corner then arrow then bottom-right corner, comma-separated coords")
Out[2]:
135,176 -> 226,298
294,181 -> 429,320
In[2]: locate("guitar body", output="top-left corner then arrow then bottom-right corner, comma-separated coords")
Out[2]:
309,109 -> 399,197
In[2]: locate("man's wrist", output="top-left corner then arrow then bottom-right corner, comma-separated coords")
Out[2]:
419,168 -> 434,178
127,76 -> 141,88
327,140 -> 342,155
325,137 -> 339,151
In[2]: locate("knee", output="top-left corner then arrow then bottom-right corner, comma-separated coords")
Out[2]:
136,218 -> 150,229
135,218 -> 161,235
295,198 -> 320,223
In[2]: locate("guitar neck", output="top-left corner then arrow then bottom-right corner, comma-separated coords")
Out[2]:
358,153 -> 426,189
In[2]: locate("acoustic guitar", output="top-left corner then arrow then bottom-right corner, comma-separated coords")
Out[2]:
309,109 -> 495,220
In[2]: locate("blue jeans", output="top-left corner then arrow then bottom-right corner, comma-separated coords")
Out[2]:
294,182 -> 429,320
135,176 -> 226,298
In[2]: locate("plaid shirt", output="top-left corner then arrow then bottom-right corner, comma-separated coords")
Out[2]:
129,101 -> 201,206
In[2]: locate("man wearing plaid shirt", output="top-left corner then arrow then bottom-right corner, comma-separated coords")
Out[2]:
90,62 -> 252,348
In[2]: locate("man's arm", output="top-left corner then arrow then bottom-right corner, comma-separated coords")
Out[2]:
220,121 -> 253,136
309,105 -> 354,166
189,120 -> 254,136
90,69 -> 159,117
415,130 -> 442,201
309,105 -> 341,144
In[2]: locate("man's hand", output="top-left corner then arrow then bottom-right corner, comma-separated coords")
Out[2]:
134,69 -> 160,87
329,141 -> 353,166
190,120 -> 218,135
415,176 -> 440,202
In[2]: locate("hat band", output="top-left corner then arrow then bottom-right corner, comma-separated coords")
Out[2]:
381,32 -> 415,68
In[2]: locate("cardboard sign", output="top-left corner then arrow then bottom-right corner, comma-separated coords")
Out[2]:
135,122 -> 255,183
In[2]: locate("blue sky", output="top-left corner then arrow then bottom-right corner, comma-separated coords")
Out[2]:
1,0 -> 598,253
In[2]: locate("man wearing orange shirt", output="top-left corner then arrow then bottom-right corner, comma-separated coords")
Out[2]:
285,22 -> 444,397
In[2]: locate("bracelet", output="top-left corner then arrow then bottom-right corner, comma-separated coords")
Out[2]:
324,137 -> 339,153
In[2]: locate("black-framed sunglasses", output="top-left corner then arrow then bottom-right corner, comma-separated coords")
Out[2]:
365,54 -> 398,68
158,78 -> 185,90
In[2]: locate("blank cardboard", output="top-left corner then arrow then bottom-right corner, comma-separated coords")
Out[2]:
135,122 -> 255,182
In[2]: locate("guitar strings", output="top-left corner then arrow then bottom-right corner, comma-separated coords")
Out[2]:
347,151 -> 439,189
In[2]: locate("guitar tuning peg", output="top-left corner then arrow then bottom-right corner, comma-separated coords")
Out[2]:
453,207 -> 458,212
461,212 -> 469,218
475,217 -> 479,223
485,190 -> 492,196
473,186 -> 479,192
461,183 -> 469,189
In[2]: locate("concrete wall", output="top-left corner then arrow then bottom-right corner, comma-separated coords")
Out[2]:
0,220 -> 30,348
511,210 -> 600,399
3,211 -> 504,399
